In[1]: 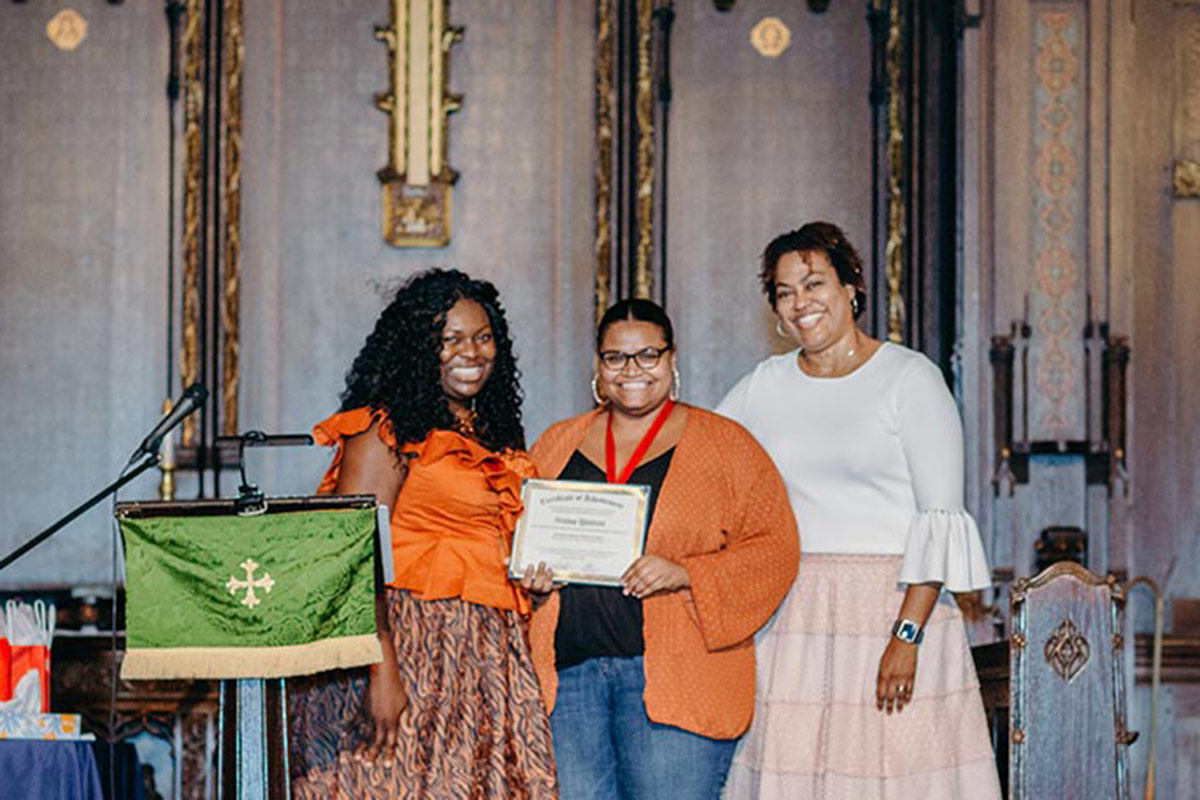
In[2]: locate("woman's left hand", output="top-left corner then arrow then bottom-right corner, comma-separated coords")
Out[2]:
622,555 -> 690,599
519,562 -> 558,609
876,638 -> 919,714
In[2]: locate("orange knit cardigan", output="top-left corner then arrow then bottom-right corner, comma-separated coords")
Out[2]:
528,406 -> 800,739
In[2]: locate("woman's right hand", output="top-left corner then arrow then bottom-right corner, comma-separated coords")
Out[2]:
363,661 -> 408,761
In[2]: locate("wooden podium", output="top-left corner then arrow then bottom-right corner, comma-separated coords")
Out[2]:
115,495 -> 381,800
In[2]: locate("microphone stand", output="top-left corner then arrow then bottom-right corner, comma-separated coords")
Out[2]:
214,431 -> 315,515
0,453 -> 161,572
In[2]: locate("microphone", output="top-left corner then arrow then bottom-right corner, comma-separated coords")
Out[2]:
133,383 -> 208,460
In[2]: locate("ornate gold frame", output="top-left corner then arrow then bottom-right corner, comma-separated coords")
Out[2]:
375,0 -> 464,247
594,0 -> 657,324
594,0 -> 615,324
1174,159 -> 1200,198
883,0 -> 906,343
180,0 -> 204,447
221,0 -> 244,436
633,0 -> 655,300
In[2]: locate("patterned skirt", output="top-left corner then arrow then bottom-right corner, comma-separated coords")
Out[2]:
287,588 -> 558,799
723,554 -> 1001,800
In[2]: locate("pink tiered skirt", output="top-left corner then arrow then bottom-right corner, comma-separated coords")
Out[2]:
724,554 -> 1002,800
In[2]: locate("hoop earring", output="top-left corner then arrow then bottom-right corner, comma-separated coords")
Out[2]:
775,319 -> 787,337
851,296 -> 860,316
591,374 -> 605,406
670,365 -> 681,402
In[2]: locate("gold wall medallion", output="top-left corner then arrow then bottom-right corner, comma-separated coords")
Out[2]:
1175,159 -> 1200,198
47,9 -> 88,52
750,17 -> 790,58
375,0 -> 463,247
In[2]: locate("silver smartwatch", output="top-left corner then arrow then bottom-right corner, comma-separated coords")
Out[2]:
891,618 -> 924,644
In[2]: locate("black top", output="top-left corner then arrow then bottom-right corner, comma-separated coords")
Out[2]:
553,446 -> 675,670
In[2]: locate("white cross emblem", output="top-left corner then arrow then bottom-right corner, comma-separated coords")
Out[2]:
226,559 -> 275,608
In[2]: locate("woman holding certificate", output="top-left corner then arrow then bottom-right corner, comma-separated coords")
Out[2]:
287,269 -> 557,799
717,222 -> 1000,799
520,298 -> 799,799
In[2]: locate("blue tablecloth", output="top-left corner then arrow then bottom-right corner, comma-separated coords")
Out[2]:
0,739 -> 103,799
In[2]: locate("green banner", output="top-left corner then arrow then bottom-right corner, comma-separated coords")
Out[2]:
120,507 -> 380,679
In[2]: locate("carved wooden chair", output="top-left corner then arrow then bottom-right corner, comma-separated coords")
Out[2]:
1009,562 -> 1134,799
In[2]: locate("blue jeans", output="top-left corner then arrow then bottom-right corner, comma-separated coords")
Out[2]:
551,656 -> 738,800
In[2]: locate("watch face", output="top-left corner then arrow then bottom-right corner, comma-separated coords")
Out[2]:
896,621 -> 919,642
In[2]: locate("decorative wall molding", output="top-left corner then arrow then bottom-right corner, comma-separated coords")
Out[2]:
221,0 -> 243,436
633,0 -> 655,300
883,0 -> 906,344
1175,159 -> 1200,197
375,0 -> 463,247
750,16 -> 790,58
46,8 -> 87,51
180,0 -> 203,447
1029,9 -> 1087,440
593,0 -> 658,320
594,0 -> 614,324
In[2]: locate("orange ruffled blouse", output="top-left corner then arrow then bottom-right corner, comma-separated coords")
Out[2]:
313,407 -> 536,614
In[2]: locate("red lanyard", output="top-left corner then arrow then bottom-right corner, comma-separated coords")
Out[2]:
605,400 -> 676,484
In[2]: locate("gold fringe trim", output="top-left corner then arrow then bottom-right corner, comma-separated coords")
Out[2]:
120,634 -> 382,680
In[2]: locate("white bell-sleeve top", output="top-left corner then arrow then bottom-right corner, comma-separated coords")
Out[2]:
716,342 -> 991,592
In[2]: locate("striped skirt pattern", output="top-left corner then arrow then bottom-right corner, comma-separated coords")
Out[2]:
287,588 -> 558,799
724,554 -> 1001,800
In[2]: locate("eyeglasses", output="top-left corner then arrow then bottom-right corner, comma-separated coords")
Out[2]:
598,346 -> 670,371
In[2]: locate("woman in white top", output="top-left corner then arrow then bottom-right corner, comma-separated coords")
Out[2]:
719,222 -> 1002,800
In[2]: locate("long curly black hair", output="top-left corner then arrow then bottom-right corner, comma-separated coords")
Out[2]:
339,268 -> 525,452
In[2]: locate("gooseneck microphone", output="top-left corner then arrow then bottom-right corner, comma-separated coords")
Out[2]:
133,382 -> 208,460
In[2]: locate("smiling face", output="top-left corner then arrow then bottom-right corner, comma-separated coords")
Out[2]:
438,298 -> 496,405
596,320 -> 675,418
773,249 -> 858,353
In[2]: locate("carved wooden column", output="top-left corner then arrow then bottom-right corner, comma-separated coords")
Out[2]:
174,0 -> 245,497
867,0 -> 963,375
594,0 -> 658,321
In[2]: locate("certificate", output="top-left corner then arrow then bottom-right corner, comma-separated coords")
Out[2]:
508,478 -> 649,587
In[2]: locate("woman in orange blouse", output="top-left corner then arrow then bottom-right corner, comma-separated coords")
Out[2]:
287,269 -> 557,799
521,299 -> 799,799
